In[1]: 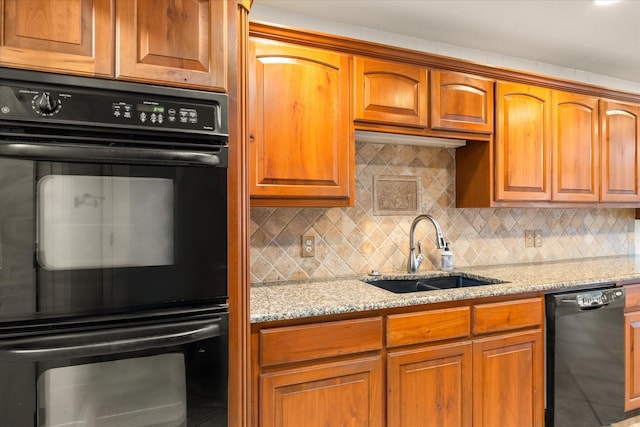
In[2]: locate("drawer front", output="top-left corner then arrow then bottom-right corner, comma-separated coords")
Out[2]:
387,307 -> 470,347
473,297 -> 542,335
260,317 -> 383,367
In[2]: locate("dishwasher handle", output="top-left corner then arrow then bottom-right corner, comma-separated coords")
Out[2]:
551,287 -> 625,316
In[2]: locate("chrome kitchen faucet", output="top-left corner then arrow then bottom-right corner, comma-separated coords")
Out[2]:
408,214 -> 447,273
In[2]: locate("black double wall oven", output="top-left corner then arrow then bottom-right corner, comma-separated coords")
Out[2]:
0,69 -> 229,426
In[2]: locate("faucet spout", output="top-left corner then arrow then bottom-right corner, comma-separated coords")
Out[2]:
408,214 -> 448,273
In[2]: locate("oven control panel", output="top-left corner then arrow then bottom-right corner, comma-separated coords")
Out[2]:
0,75 -> 228,138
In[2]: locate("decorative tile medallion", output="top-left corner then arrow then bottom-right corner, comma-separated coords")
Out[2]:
373,175 -> 421,216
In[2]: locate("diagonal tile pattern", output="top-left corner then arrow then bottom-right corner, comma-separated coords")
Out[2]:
250,142 -> 634,283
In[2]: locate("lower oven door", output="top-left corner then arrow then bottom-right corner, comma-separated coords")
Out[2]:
0,310 -> 228,427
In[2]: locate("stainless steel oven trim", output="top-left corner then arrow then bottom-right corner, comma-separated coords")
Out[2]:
0,316 -> 225,361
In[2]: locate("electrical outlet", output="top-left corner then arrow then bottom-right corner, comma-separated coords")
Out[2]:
534,229 -> 543,247
302,235 -> 315,257
524,230 -> 534,248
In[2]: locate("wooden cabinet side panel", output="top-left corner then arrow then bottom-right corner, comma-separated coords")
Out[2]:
600,100 -> 640,203
495,82 -> 551,201
473,330 -> 544,427
249,38 -> 352,203
625,312 -> 640,411
260,356 -> 383,427
116,0 -> 226,90
552,91 -> 600,202
353,57 -> 428,128
387,342 -> 472,427
0,0 -> 113,77
431,71 -> 494,134
625,284 -> 640,311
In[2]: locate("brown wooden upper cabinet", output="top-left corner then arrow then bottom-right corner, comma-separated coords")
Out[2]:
551,91 -> 600,202
600,100 -> 640,203
352,58 -> 493,136
353,57 -> 428,129
431,70 -> 494,134
495,82 -> 552,202
116,0 -> 227,91
0,0 -> 114,77
249,38 -> 353,207
1,0 -> 228,91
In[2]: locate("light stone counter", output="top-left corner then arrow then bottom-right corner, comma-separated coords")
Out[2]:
250,255 -> 640,323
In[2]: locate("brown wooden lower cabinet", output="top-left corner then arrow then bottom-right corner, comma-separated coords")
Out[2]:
625,311 -> 640,411
624,284 -> 640,411
386,328 -> 542,427
472,330 -> 543,427
387,341 -> 473,427
260,356 -> 384,427
254,297 -> 544,427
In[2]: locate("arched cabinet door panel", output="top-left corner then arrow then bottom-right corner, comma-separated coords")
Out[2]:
495,82 -> 551,201
552,91 -> 600,202
353,56 -> 428,128
600,100 -> 640,203
431,71 -> 494,134
249,38 -> 352,207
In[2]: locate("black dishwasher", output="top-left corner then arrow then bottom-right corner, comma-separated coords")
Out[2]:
545,286 -> 625,427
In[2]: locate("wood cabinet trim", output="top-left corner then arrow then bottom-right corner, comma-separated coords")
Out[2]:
249,22 -> 640,105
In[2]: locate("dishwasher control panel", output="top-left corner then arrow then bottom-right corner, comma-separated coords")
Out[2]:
576,288 -> 624,308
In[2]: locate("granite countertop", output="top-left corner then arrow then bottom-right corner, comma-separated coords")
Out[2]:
250,255 -> 640,323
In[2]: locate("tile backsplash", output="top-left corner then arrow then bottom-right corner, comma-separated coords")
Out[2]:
250,142 -> 634,283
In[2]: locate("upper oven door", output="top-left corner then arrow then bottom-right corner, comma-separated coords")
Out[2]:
0,143 -> 228,320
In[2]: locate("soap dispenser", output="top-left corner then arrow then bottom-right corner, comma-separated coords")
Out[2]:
441,245 -> 453,271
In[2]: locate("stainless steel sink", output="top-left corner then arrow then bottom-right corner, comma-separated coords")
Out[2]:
362,275 -> 500,294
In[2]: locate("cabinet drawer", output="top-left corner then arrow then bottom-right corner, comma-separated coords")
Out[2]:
473,297 -> 542,335
625,284 -> 640,310
387,307 -> 470,347
260,317 -> 383,367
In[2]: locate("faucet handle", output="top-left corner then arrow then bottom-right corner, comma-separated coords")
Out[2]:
417,240 -> 422,255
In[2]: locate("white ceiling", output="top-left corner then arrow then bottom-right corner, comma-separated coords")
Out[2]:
254,0 -> 640,85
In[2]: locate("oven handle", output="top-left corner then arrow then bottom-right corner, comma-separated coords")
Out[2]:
0,318 -> 223,361
0,142 -> 226,167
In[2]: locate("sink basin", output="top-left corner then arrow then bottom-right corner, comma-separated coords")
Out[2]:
362,275 -> 496,294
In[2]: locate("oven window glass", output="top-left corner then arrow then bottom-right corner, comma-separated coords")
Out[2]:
37,353 -> 187,427
37,175 -> 174,270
